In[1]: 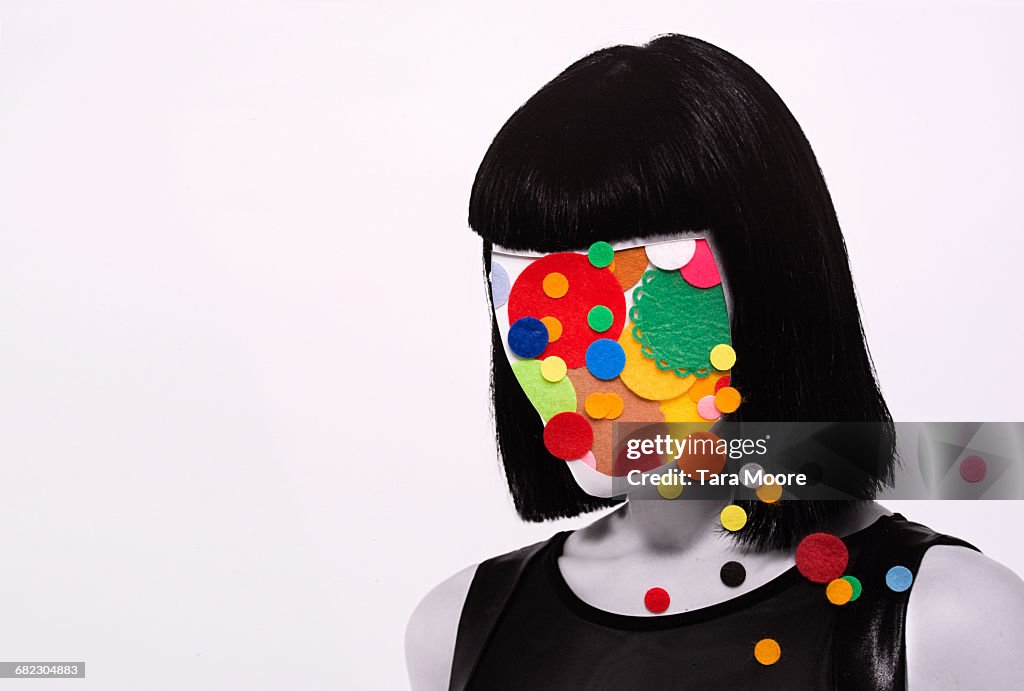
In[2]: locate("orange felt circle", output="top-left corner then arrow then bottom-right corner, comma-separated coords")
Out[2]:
540,316 -> 563,342
543,272 -> 569,298
609,247 -> 649,291
584,393 -> 611,419
754,638 -> 781,665
756,483 -> 783,503
603,393 -> 624,420
715,386 -> 742,413
826,578 -> 854,605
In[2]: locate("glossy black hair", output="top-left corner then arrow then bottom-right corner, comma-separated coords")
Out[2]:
469,34 -> 895,550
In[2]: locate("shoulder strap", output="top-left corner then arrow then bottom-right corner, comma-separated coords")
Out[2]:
832,515 -> 978,690
448,535 -> 554,691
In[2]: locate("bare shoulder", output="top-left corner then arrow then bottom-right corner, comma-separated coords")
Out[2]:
405,564 -> 478,691
906,545 -> 1024,689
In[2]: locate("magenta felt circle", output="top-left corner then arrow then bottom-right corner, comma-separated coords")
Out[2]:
959,455 -> 987,483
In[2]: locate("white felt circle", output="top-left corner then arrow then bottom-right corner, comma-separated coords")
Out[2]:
644,239 -> 697,270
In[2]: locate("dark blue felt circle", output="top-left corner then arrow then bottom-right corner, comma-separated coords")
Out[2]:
585,338 -> 626,380
508,317 -> 549,359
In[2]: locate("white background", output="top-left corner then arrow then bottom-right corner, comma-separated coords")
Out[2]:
2,1 -> 1022,689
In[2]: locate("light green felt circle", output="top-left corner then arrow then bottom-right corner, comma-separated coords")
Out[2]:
587,241 -> 615,268
587,305 -> 614,332
629,269 -> 731,377
511,359 -> 577,422
841,575 -> 863,601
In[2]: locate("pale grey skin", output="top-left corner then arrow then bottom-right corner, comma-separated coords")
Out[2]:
406,500 -> 1024,690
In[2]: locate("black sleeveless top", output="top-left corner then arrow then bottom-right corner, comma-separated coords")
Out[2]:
449,514 -> 976,690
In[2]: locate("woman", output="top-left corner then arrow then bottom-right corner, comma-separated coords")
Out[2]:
407,35 -> 1024,689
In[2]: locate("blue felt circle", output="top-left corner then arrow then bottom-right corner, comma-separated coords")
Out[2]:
491,262 -> 511,308
885,565 -> 913,593
508,317 -> 549,359
585,338 -> 626,380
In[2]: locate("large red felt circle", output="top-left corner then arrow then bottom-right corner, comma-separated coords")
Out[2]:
543,412 -> 594,460
508,252 -> 625,368
795,533 -> 849,584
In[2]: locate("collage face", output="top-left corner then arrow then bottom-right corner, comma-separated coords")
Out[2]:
491,237 -> 744,486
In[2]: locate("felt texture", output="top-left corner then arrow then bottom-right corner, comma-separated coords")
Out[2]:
657,478 -> 684,499
714,375 -> 731,392
885,565 -> 913,592
740,463 -> 763,488
697,394 -> 721,421
644,239 -> 696,270
585,338 -> 626,380
720,561 -> 746,587
710,343 -> 737,371
796,533 -> 849,584
826,578 -> 854,605
491,262 -> 511,308
659,392 -> 705,424
644,587 -> 670,614
720,504 -> 747,532
715,386 -> 742,414
841,575 -> 863,601
676,431 -> 727,478
618,323 -> 696,401
511,360 -> 577,423
587,241 -> 614,268
610,247 -> 649,291
508,252 -> 625,368
507,317 -> 549,359
679,239 -> 721,288
566,369 -> 665,475
630,269 -> 731,377
959,454 -> 987,482
754,639 -> 781,666
542,272 -> 569,298
543,411 -> 594,460
584,392 -> 623,420
577,450 -> 597,469
756,483 -> 783,503
540,356 -> 567,383
686,371 -> 728,402
540,316 -> 563,342
587,305 -> 614,332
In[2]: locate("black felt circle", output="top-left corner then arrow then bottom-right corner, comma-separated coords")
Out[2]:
720,560 -> 746,587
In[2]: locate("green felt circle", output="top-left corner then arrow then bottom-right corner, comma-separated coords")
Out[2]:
587,305 -> 614,332
587,241 -> 614,268
629,269 -> 731,377
841,575 -> 863,601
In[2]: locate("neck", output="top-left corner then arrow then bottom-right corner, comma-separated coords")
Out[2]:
610,496 -> 730,552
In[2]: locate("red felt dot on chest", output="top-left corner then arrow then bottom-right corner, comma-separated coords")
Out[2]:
795,533 -> 849,584
508,252 -> 625,368
644,587 -> 670,613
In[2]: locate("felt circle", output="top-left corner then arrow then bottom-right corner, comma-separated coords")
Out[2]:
543,412 -> 593,460
542,272 -> 569,298
610,247 -> 649,291
491,262 -> 511,308
697,394 -> 721,421
740,463 -> 763,488
511,359 -> 577,423
841,575 -> 863,601
680,239 -> 722,288
588,305 -> 614,332
645,239 -> 697,270
720,504 -> 747,532
826,578 -> 854,605
587,241 -> 615,268
657,479 -> 684,500
709,344 -> 736,371
714,375 -> 731,392
540,316 -> 563,342
959,455 -> 987,483
586,339 -> 626,380
754,638 -> 781,666
644,587 -> 670,614
796,533 -> 849,584
885,565 -> 913,592
584,393 -> 611,419
507,317 -> 549,359
618,325 -> 696,401
714,386 -> 742,413
720,561 -> 746,587
604,393 -> 624,420
756,483 -> 783,503
540,356 -> 567,383
508,252 -> 626,368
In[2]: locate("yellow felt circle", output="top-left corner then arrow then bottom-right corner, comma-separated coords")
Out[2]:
603,393 -> 624,420
618,325 -> 696,401
826,578 -> 854,605
584,393 -> 611,419
542,272 -> 569,298
709,343 -> 737,371
540,316 -> 563,342
658,480 -> 684,500
540,356 -> 567,383
757,483 -> 783,503
754,638 -> 781,666
720,504 -> 748,531
715,386 -> 742,414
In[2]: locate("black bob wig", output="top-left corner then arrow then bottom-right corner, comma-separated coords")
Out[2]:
469,34 -> 895,550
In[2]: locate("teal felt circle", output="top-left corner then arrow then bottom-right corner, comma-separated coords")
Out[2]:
587,241 -> 614,268
629,269 -> 731,377
587,305 -> 614,332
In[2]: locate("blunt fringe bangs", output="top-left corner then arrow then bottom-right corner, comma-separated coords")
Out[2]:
470,34 -> 895,550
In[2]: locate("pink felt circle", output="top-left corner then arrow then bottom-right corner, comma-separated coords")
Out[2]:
679,239 -> 721,288
959,455 -> 987,483
697,395 -> 721,421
